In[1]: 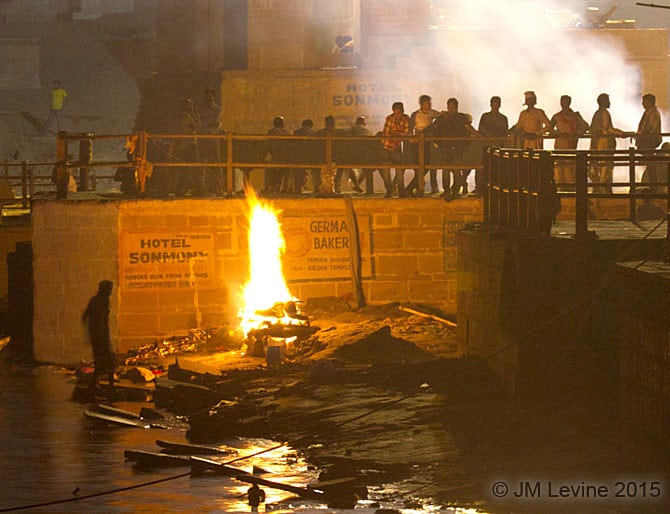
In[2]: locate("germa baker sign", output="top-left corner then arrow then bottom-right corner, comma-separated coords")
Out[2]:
282,215 -> 373,282
120,233 -> 215,290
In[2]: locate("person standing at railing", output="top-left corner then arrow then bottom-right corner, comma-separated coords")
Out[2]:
382,102 -> 410,197
429,98 -> 480,199
407,94 -> 441,196
510,91 -> 551,150
315,115 -> 340,195
200,87 -> 223,195
550,95 -> 589,191
636,93 -> 663,192
349,116 -> 372,193
264,116 -> 292,195
476,96 -> 509,195
589,93 -> 624,194
44,80 -> 67,133
294,119 -> 317,194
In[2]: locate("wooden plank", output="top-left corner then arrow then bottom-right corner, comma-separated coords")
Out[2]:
124,450 -> 191,468
234,474 -> 324,499
156,439 -> 236,456
307,477 -> 357,490
84,409 -> 150,428
97,404 -> 141,420
189,456 -> 251,476
399,305 -> 457,327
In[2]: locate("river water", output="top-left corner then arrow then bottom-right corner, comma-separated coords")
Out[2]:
0,364 -> 484,513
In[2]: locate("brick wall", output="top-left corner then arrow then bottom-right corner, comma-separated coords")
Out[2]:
32,197 -> 482,364
32,200 -> 119,364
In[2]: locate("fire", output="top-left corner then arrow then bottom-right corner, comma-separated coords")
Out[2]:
239,188 -> 296,338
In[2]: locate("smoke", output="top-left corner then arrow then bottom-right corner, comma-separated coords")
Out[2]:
415,0 -> 649,147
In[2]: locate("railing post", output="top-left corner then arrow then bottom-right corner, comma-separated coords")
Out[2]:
20,161 -> 28,209
575,152 -> 589,239
91,173 -> 97,191
628,147 -> 637,223
78,133 -> 92,191
55,131 -> 69,199
417,133 -> 425,197
28,167 -> 34,202
135,130 -> 149,195
226,132 -> 234,194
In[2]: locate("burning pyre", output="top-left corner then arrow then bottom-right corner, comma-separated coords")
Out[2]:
239,190 -> 312,357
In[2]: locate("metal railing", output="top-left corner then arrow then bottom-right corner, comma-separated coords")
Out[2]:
483,146 -> 670,241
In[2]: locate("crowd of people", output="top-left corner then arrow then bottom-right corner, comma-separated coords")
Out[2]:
145,89 -> 665,200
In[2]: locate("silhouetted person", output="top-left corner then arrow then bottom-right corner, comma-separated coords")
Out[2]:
511,91 -> 551,149
430,98 -> 480,198
550,95 -> 588,191
476,96 -> 509,194
293,118 -> 316,194
636,188 -> 667,221
315,115 -> 339,194
82,280 -> 115,388
332,34 -> 354,53
408,94 -> 441,196
382,102 -> 410,197
478,96 -> 509,139
590,93 -> 624,194
637,93 -> 663,191
247,483 -> 266,511
265,116 -> 291,194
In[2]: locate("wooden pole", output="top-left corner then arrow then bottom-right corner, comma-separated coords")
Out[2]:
344,197 -> 366,309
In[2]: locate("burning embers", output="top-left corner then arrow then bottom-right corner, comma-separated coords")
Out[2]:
239,190 -> 312,357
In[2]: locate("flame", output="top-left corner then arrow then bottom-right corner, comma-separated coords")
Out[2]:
239,188 -> 296,337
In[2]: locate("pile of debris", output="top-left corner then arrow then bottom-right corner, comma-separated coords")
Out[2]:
120,327 -> 235,366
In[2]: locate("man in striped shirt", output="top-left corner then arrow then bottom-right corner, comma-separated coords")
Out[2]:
382,102 -> 410,197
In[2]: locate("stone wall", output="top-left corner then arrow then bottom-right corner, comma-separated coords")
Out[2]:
32,197 -> 482,364
457,229 -> 667,402
615,262 -> 670,453
32,201 -> 119,364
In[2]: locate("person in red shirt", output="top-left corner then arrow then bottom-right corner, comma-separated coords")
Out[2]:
382,102 -> 410,197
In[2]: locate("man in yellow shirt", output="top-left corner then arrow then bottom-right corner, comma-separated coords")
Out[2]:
45,80 -> 67,133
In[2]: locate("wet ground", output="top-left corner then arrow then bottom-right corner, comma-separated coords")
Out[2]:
0,363 -> 486,513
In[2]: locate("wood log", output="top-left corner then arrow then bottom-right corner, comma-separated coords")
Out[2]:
399,305 -> 457,327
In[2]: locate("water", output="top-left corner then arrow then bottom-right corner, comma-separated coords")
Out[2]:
0,365 -> 485,513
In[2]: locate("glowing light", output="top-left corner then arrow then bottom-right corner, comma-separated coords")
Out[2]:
239,188 -> 296,337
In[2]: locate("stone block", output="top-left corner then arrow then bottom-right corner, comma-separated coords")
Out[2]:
404,231 -> 443,250
367,280 -> 409,302
372,230 -> 403,251
417,253 -> 445,274
373,214 -> 395,227
375,254 -> 419,277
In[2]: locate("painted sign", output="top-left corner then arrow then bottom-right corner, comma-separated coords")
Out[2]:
282,215 -> 373,282
119,232 -> 215,290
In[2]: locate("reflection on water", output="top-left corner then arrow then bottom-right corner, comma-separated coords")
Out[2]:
0,366 -> 487,513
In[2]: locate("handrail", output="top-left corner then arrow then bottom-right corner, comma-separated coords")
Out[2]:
483,146 -> 670,245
